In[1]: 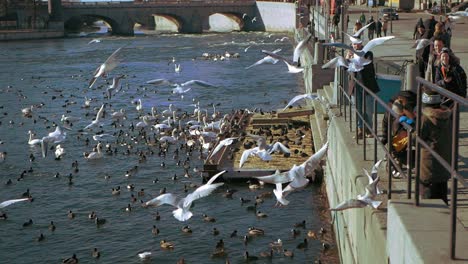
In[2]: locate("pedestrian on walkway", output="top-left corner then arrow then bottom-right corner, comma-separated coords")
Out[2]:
367,16 -> 376,40
435,48 -> 467,106
333,12 -> 340,38
418,90 -> 452,205
382,16 -> 389,36
359,12 -> 366,25
415,24 -> 430,78
376,18 -> 383,37
346,38 -> 380,139
413,17 -> 424,39
353,20 -> 363,38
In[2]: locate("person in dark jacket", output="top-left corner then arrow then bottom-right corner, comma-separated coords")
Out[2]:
347,38 -> 380,138
376,18 -> 382,38
419,90 -> 452,204
435,48 -> 467,107
413,18 -> 424,39
423,15 -> 437,39
367,16 -> 375,40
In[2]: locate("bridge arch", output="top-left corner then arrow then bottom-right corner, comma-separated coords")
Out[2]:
151,14 -> 182,33
208,13 -> 244,32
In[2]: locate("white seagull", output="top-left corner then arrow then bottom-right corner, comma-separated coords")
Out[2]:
323,36 -> 395,57
106,75 -> 124,99
84,104 -> 106,130
245,48 -> 282,69
411,39 -> 431,51
239,135 -> 290,168
208,137 -> 239,159
41,126 -> 67,158
88,38 -> 101,44
282,93 -> 319,110
88,45 -> 126,89
0,198 -> 30,209
143,171 -> 226,221
322,55 -> 372,72
262,33 -> 312,67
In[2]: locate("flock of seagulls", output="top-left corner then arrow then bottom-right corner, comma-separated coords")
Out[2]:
0,24 -> 394,262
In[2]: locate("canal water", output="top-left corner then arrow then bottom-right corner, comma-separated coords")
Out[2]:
0,32 -> 335,263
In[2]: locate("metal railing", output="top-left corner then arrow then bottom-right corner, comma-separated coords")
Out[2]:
334,59 -> 468,259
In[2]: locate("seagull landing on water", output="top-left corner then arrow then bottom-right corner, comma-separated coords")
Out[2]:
282,93 -> 319,111
106,75 -> 124,99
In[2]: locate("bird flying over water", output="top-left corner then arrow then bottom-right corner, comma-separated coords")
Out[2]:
106,75 -> 124,99
0,198 -> 30,209
245,48 -> 282,69
144,171 -> 226,221
282,93 -> 319,110
89,45 -> 126,89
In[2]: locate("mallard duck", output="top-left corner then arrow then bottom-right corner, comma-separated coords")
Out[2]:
62,254 -> 78,264
152,225 -> 160,235
203,214 -> 216,222
294,220 -> 306,228
181,225 -> 192,233
283,249 -> 294,258
92,248 -> 100,259
49,221 -> 56,231
256,211 -> 268,218
244,251 -> 258,261
160,240 -> 175,250
297,238 -> 308,249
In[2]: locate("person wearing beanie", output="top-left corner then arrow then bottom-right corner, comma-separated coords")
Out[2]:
434,48 -> 467,107
415,24 -> 430,78
418,90 -> 452,204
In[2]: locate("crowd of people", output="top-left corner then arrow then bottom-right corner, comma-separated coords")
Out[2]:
345,12 -> 466,204
386,15 -> 465,203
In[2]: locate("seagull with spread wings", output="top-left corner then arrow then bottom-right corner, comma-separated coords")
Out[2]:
322,55 -> 372,72
282,93 -> 319,111
323,36 -> 395,57
209,137 -> 239,160
84,103 -> 106,130
89,45 -> 126,89
245,48 -> 282,69
330,159 -> 383,211
106,75 -> 124,99
239,135 -> 290,168
143,171 -> 226,221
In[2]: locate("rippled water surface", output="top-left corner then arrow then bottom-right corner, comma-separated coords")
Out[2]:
0,33 -> 330,263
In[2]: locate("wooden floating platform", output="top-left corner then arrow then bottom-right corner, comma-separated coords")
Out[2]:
203,108 -> 317,180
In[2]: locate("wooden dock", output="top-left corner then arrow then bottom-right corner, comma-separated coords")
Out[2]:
203,107 -> 317,180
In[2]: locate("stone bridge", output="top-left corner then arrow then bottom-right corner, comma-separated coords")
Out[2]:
25,0 -> 263,35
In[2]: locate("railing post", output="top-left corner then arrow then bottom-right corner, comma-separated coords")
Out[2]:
387,114 -> 392,200
362,87 -> 367,160
450,102 -> 460,259
414,87 -> 422,206
407,130 -> 413,199
373,98 -> 377,162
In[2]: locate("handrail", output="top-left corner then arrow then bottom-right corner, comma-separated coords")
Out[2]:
333,54 -> 467,261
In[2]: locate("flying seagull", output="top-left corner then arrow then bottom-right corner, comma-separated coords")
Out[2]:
322,55 -> 372,72
143,171 -> 226,221
89,45 -> 126,89
282,93 -> 319,110
245,48 -> 282,69
323,36 -> 395,57
239,135 -> 290,168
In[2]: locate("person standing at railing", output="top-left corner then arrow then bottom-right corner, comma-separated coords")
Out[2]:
366,16 -> 375,40
418,90 -> 452,205
346,37 -> 380,139
434,48 -> 467,107
376,18 -> 382,38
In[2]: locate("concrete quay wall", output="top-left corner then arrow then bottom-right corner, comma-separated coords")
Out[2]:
255,2 -> 296,32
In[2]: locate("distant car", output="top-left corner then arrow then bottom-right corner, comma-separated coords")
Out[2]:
380,8 -> 399,20
452,1 -> 468,12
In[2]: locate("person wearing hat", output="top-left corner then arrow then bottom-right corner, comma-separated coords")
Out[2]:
346,38 -> 380,139
415,24 -> 431,78
418,90 -> 452,204
434,48 -> 467,107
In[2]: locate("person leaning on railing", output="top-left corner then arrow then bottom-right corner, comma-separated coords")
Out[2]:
434,48 -> 467,108
417,90 -> 452,205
